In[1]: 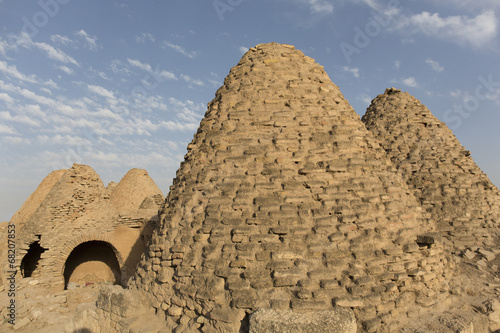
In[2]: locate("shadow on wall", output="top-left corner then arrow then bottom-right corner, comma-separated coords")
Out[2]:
73,329 -> 92,333
120,231 -> 147,285
120,216 -> 158,285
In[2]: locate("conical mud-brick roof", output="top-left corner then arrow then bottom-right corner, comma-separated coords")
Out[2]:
131,44 -> 451,332
110,168 -> 163,214
20,164 -> 109,238
362,88 -> 500,252
10,169 -> 66,229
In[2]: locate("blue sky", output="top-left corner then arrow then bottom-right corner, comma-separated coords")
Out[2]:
1,0 -> 499,222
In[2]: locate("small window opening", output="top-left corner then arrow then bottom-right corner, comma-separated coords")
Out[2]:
21,237 -> 47,278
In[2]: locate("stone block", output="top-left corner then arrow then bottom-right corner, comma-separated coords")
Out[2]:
209,307 -> 245,323
403,243 -> 420,253
274,276 -> 299,287
250,277 -> 273,289
167,305 -> 183,316
249,308 -> 356,333
231,289 -> 258,309
335,297 -> 364,308
96,286 -> 152,318
478,248 -> 496,261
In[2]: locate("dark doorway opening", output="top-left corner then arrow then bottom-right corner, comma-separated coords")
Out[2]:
21,238 -> 47,278
63,241 -> 121,290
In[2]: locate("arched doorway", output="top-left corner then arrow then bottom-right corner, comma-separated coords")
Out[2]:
21,239 -> 47,278
63,241 -> 121,289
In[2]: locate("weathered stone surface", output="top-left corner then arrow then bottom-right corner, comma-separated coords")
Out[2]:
478,248 -> 496,261
485,299 -> 500,331
249,308 -> 357,333
96,285 -> 152,318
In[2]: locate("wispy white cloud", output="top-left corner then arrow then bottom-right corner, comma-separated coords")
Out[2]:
44,79 -> 58,90
21,104 -> 46,118
425,58 -> 444,72
88,150 -> 120,162
394,10 -> 498,48
357,93 -> 372,106
485,88 -> 500,105
450,90 -> 463,99
37,134 -> 92,146
127,58 -> 153,72
168,97 -> 204,123
58,65 -> 73,74
50,34 -> 74,46
160,120 -> 198,131
181,74 -> 204,86
127,58 -> 177,80
394,60 -> 401,70
0,92 -> 15,104
0,111 -> 40,127
2,136 -> 31,145
6,33 -> 79,66
110,59 -> 131,75
0,60 -> 38,83
342,66 -> 360,78
0,80 -> 60,111
135,33 -> 156,43
238,46 -> 249,54
0,123 -> 17,135
84,66 -> 111,80
158,70 -> 177,80
75,30 -> 99,50
0,77 -> 198,141
88,84 -> 115,100
98,71 -> 110,80
39,88 -> 52,95
93,108 -> 122,120
129,93 -> 168,113
402,77 -> 418,88
34,40 -> 79,66
161,42 -> 199,59
451,87 -> 500,106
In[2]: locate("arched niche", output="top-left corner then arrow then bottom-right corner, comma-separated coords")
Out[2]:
63,240 -> 121,289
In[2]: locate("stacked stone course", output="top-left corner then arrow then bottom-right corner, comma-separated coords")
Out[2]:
129,43 -> 453,332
